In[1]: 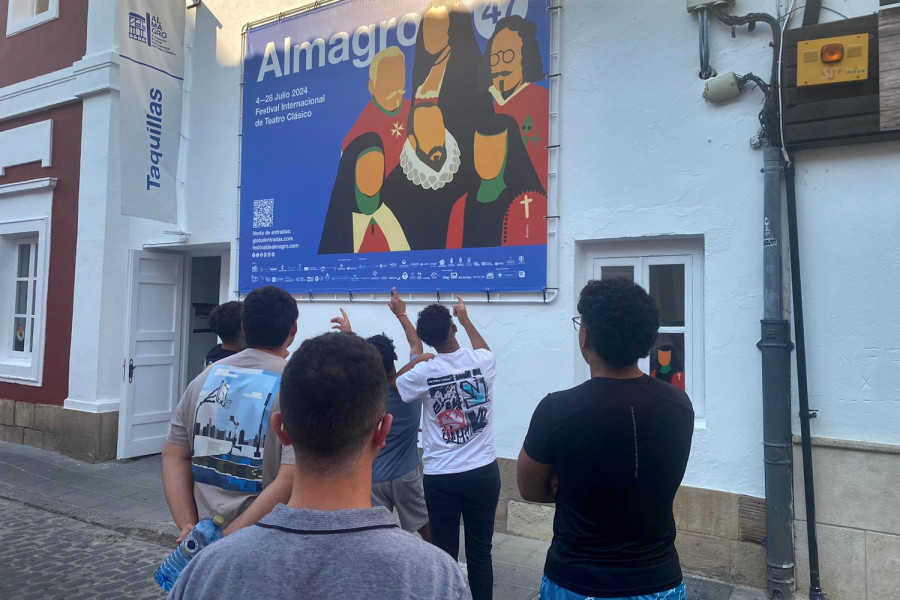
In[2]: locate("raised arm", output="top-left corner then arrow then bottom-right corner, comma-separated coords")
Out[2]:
396,353 -> 435,378
224,462 -> 294,535
453,295 -> 489,351
390,287 -> 423,357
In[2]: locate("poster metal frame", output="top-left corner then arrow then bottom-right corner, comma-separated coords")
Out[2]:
236,0 -> 561,304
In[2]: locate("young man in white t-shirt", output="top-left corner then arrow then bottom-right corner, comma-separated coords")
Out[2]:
395,295 -> 500,600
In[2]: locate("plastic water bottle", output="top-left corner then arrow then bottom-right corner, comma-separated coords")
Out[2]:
154,515 -> 225,591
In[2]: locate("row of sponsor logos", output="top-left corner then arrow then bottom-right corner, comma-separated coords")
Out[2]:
250,271 -> 527,284
249,256 -> 529,270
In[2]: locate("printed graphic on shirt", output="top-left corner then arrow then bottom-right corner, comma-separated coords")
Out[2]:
428,368 -> 490,445
191,365 -> 282,494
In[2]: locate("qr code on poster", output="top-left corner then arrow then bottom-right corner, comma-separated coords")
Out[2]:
253,198 -> 274,229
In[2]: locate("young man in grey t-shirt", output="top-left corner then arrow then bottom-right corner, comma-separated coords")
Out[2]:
169,333 -> 470,600
163,286 -> 299,541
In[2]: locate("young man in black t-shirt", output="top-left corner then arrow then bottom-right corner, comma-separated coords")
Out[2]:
517,278 -> 694,600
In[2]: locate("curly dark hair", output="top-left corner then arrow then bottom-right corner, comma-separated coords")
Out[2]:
577,278 -> 659,368
477,15 -> 545,91
241,286 -> 298,349
366,333 -> 397,375
208,301 -> 242,344
280,332 -> 387,475
416,304 -> 453,348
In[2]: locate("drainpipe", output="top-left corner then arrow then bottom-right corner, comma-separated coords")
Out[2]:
757,145 -> 795,600
802,0 -> 823,27
709,8 -> 797,597
785,161 -> 828,600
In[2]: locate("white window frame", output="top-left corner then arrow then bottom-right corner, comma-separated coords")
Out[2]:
581,238 -> 705,421
11,237 -> 39,356
0,179 -> 54,386
6,0 -> 59,37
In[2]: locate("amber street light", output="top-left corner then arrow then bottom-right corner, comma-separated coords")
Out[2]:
820,43 -> 844,63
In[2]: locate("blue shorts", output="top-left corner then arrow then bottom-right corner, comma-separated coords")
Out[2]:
539,575 -> 687,600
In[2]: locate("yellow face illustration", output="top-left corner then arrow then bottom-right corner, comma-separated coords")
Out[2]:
491,27 -> 524,94
658,348 -> 672,367
473,129 -> 508,180
369,54 -> 406,112
411,105 -> 446,158
423,6 -> 450,55
356,150 -> 385,197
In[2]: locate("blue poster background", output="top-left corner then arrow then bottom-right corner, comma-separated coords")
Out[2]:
240,0 -> 550,294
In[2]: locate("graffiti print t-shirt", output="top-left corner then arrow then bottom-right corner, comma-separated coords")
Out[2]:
395,348 -> 496,475
167,349 -> 295,526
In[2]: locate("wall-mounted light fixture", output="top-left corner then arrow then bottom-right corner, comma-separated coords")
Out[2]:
797,33 -> 868,87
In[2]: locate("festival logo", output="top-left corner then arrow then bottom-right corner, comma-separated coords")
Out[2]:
127,10 -> 176,56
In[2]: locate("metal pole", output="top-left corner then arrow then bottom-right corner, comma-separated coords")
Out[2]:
757,145 -> 795,600
708,8 -> 796,598
784,161 -> 828,600
802,0 -> 823,27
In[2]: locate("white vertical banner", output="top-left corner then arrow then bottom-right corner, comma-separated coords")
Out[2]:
118,0 -> 185,223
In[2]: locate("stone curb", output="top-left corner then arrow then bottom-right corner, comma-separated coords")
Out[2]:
0,489 -> 177,547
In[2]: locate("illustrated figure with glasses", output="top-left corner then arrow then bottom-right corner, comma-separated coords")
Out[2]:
479,15 -> 549,192
517,278 -> 694,600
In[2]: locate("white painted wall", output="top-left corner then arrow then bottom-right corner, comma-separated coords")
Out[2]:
136,0 -> 899,496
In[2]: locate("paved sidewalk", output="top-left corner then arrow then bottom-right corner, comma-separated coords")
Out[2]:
0,498 -> 169,600
0,441 -> 766,599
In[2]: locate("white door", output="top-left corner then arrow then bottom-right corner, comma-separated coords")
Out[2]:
118,251 -> 184,458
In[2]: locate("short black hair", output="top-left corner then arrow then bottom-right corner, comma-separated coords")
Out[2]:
280,332 -> 387,474
366,334 -> 396,375
207,301 -> 243,343
241,286 -> 298,348
577,278 -> 659,368
416,304 -> 452,348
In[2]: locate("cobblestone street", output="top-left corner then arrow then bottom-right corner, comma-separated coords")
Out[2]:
0,442 -> 763,600
0,498 -> 168,600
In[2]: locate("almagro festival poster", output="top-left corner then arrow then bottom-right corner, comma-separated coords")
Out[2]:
240,0 -> 550,293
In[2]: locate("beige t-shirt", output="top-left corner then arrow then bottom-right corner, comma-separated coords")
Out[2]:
167,348 -> 295,526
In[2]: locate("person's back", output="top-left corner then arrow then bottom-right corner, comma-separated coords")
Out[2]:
519,278 -> 694,599
169,348 -> 289,524
169,331 -> 470,600
170,505 -> 468,599
395,297 -> 499,600
365,327 -> 430,540
163,287 -> 299,541
529,376 -> 692,593
372,385 -> 422,483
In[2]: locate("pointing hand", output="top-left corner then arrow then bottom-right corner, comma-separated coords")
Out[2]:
330,308 -> 352,333
452,295 -> 468,322
389,287 -> 406,316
